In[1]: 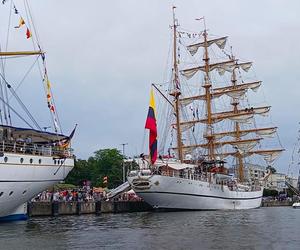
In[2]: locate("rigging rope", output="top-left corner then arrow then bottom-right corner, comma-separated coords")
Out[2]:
3,0 -> 13,125
8,54 -> 40,100
0,94 -> 33,128
0,71 -> 41,130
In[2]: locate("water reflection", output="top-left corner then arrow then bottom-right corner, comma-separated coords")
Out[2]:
0,208 -> 299,249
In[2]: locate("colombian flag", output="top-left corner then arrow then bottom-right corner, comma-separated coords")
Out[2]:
145,89 -> 157,164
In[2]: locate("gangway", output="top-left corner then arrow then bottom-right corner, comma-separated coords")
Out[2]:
285,180 -> 300,196
106,181 -> 131,200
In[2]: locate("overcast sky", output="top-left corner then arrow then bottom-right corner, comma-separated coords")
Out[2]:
2,0 -> 300,175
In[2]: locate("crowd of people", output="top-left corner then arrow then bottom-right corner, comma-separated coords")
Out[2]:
32,186 -> 141,203
32,188 -> 104,202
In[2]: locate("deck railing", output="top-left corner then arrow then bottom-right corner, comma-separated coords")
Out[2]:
0,141 -> 74,158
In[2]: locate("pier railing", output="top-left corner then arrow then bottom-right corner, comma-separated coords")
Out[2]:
0,141 -> 74,158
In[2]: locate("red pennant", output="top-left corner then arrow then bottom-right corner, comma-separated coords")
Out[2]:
26,28 -> 32,39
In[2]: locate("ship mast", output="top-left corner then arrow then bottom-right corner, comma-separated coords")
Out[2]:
231,59 -> 244,182
170,7 -> 183,162
202,21 -> 214,160
171,17 -> 284,174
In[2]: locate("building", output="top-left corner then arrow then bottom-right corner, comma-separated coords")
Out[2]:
265,173 -> 286,192
245,163 -> 266,185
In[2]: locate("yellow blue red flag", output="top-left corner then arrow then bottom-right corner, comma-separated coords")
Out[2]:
145,88 -> 157,164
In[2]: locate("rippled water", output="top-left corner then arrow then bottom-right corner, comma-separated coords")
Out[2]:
0,207 -> 299,250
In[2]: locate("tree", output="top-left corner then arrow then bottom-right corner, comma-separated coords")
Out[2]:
65,159 -> 91,186
65,148 -> 124,189
263,189 -> 278,197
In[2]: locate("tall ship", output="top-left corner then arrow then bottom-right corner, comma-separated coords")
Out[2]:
128,8 -> 284,210
0,1 -> 74,220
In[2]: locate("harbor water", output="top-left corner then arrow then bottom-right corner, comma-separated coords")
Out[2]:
0,207 -> 299,250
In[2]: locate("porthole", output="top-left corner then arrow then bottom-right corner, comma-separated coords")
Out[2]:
9,191 -> 13,196
20,158 -> 24,163
4,157 -> 8,163
39,159 -> 42,164
22,190 -> 27,195
30,159 -> 33,164
54,160 -> 57,165
0,192 -> 3,197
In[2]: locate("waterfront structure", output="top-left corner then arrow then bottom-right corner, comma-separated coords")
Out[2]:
265,173 -> 286,192
0,2 -> 74,221
264,173 -> 298,192
244,164 -> 267,186
128,8 -> 284,210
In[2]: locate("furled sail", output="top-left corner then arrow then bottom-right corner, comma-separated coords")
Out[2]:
253,106 -> 270,116
228,113 -> 254,123
214,81 -> 262,93
179,81 -> 262,105
176,106 -> 271,127
238,62 -> 252,72
181,60 -> 252,79
181,60 -> 235,79
201,149 -> 284,161
225,89 -> 247,99
255,151 -> 282,165
233,140 -> 259,152
187,36 -> 228,56
256,127 -> 277,137
172,138 -> 261,151
211,127 -> 278,140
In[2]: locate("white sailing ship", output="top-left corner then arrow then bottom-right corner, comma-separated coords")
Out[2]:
0,1 -> 74,220
128,8 -> 284,210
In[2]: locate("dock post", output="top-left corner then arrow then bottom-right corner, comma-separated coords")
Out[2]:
95,201 -> 101,215
52,201 -> 59,216
76,201 -> 81,215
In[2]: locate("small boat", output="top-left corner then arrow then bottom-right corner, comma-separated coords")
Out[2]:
292,202 -> 300,209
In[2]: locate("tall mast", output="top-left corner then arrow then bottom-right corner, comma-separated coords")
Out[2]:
202,22 -> 214,160
171,7 -> 183,162
231,60 -> 244,182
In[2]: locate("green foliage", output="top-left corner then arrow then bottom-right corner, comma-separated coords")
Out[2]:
54,183 -> 76,191
263,189 -> 279,197
65,148 -> 124,189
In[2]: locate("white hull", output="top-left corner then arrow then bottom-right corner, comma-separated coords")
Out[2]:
128,175 -> 263,210
0,152 -> 74,218
292,202 -> 300,209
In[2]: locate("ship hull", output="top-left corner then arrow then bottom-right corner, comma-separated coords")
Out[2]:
0,153 -> 74,219
128,175 -> 263,210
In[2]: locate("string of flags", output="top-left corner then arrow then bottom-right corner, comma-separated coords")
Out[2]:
14,11 -> 32,39
42,66 -> 60,133
2,0 -> 60,133
178,31 -> 203,39
2,0 -> 32,39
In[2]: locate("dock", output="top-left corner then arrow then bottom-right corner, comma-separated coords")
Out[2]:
27,200 -> 153,217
